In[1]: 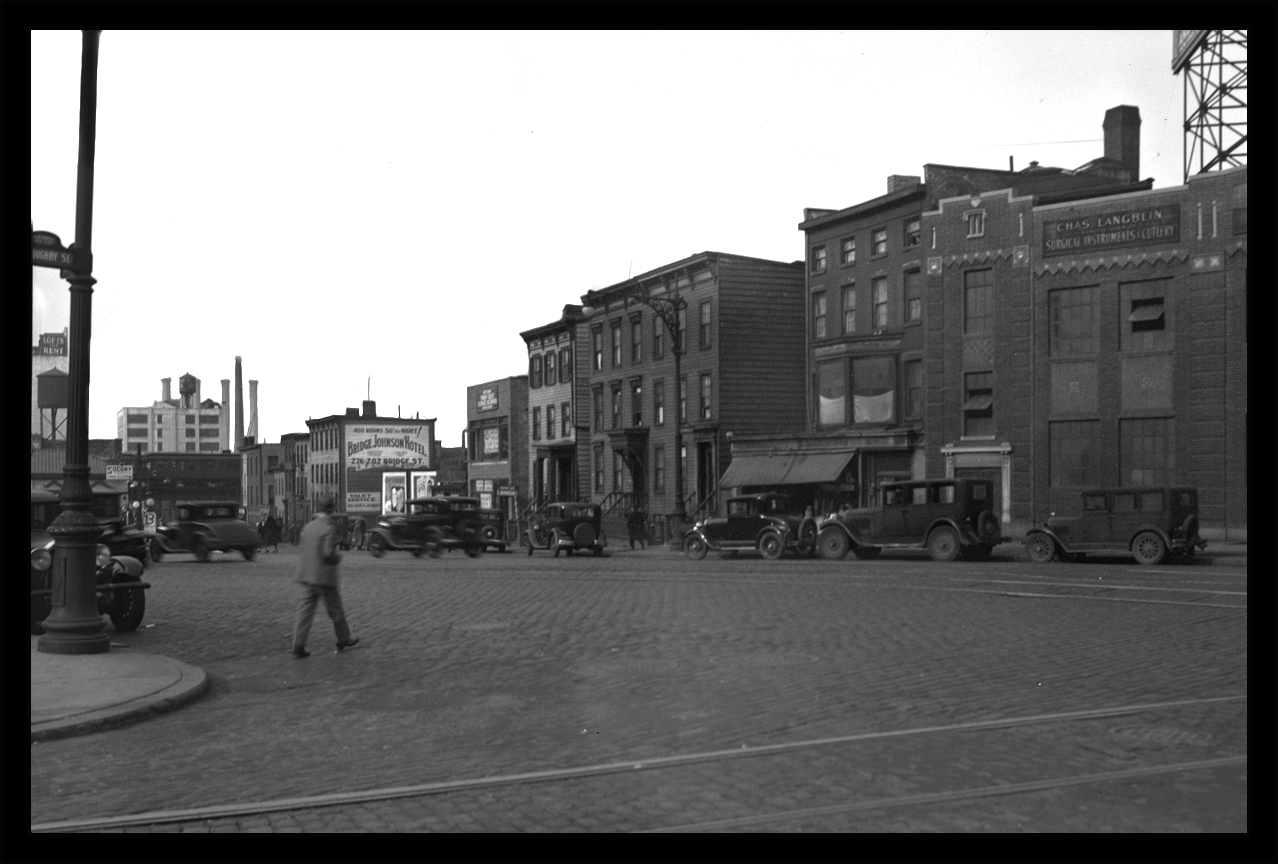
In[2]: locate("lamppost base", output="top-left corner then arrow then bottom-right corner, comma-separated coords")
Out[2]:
37,624 -> 112,655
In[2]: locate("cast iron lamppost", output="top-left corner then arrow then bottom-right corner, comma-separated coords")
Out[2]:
583,285 -> 689,528
39,30 -> 108,654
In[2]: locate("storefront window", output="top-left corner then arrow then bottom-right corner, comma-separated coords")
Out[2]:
817,359 -> 846,428
852,356 -> 896,424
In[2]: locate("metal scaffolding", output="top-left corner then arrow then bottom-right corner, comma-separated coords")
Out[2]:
1179,30 -> 1247,182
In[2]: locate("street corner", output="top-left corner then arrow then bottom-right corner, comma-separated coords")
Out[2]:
31,640 -> 209,743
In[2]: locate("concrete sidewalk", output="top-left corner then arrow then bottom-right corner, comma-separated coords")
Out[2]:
30,637 -> 208,743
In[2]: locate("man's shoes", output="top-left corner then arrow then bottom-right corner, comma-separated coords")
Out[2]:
292,647 -> 310,659
335,637 -> 361,651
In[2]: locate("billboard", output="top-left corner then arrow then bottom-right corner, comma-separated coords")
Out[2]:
382,472 -> 407,515
1042,204 -> 1180,257
410,471 -> 436,500
346,423 -> 432,471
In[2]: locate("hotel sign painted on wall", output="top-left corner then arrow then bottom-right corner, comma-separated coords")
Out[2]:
345,424 -> 432,471
1042,204 -> 1180,257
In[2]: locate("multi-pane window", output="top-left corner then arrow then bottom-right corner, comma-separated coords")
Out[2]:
653,446 -> 665,493
530,354 -> 543,388
592,385 -> 603,431
872,277 -> 888,329
1121,279 -> 1171,352
561,402 -> 571,438
653,316 -> 665,359
678,376 -> 687,425
967,211 -> 986,237
593,443 -> 604,493
816,359 -> 846,428
545,405 -> 556,440
592,326 -> 603,371
904,269 -> 922,323
631,318 -> 642,363
1050,421 -> 1101,487
963,269 -> 995,336
610,383 -> 622,429
699,301 -> 712,348
853,356 -> 896,424
872,228 -> 887,256
630,380 -> 643,426
811,245 -> 827,273
812,291 -> 827,339
904,359 -> 923,419
531,407 -> 541,441
1121,418 -> 1174,486
904,218 -> 921,248
963,372 -> 994,437
699,373 -> 712,420
842,284 -> 856,334
610,320 -> 622,367
841,237 -> 856,265
186,414 -> 196,424
560,347 -> 572,382
654,379 -> 665,425
544,351 -> 556,386
1049,286 -> 1099,355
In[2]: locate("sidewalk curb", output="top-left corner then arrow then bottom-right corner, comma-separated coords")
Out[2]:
31,657 -> 209,743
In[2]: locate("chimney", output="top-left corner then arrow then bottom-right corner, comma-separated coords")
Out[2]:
234,356 -> 245,452
887,174 -> 921,194
345,407 -> 359,417
362,400 -> 376,418
1103,105 -> 1141,182
248,380 -> 259,442
161,377 -> 172,402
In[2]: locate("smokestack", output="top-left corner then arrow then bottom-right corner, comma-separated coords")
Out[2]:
1103,105 -> 1141,183
162,377 -> 172,403
221,379 -> 231,453
248,380 -> 259,442
234,356 -> 245,452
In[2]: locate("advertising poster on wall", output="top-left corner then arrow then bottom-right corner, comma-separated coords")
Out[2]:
382,471 -> 407,515
410,471 -> 436,500
347,423 -> 433,471
347,492 -> 380,512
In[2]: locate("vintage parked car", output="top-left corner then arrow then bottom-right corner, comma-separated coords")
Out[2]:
683,493 -> 817,561
31,494 -> 149,634
32,489 -> 151,565
525,502 -> 607,557
331,513 -> 367,551
1025,486 -> 1206,566
148,501 -> 262,562
816,478 -> 1006,562
366,496 -> 486,559
478,508 -> 509,553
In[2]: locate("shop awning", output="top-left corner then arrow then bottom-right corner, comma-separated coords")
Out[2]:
719,451 -> 855,489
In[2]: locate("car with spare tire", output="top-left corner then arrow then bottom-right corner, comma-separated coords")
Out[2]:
525,502 -> 606,557
1024,486 -> 1204,566
683,493 -> 817,561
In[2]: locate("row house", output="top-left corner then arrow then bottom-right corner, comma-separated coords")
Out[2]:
579,251 -> 806,535
520,305 -> 587,505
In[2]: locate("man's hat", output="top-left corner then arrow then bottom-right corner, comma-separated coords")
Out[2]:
320,497 -> 336,513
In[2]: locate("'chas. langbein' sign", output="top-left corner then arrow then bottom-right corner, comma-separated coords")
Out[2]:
1043,204 -> 1179,257
345,424 -> 431,470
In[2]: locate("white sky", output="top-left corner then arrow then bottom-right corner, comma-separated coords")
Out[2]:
31,30 -> 1187,447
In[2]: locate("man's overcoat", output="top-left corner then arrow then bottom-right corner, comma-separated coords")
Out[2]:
296,512 -> 341,587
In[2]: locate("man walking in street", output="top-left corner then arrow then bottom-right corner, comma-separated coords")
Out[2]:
292,498 -> 360,658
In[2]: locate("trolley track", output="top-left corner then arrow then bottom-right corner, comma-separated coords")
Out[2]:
32,694 -> 1246,833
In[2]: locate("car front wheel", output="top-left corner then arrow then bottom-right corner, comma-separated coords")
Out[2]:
107,583 -> 146,632
1132,531 -> 1167,566
193,538 -> 211,563
684,535 -> 708,561
1025,534 -> 1058,564
242,546 -> 257,561
817,526 -> 850,560
757,529 -> 784,560
927,526 -> 960,562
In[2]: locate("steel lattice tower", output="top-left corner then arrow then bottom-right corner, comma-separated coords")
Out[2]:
1177,29 -> 1247,182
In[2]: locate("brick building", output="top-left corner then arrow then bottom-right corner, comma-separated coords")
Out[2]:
240,441 -> 283,526
580,251 -> 807,535
465,375 -> 529,528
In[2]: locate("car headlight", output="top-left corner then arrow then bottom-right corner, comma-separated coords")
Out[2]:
31,542 -> 54,571
96,544 -> 113,568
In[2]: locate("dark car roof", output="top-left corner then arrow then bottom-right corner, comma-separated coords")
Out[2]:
880,478 -> 983,490
31,490 -> 60,504
727,493 -> 789,503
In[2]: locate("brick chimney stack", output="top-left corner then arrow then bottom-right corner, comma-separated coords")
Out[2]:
1103,105 -> 1141,182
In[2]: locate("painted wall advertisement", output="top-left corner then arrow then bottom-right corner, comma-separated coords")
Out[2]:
411,471 -> 436,500
346,423 -> 432,471
347,492 -> 381,512
1042,204 -> 1180,257
477,387 -> 498,412
382,472 -> 407,515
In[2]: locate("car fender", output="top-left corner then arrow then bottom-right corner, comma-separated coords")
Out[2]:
114,555 -> 144,578
1026,526 -> 1071,554
928,517 -> 976,545
683,527 -> 715,550
148,532 -> 180,553
830,519 -> 872,549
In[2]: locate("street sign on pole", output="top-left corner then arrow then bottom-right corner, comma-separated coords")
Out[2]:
32,230 -> 92,274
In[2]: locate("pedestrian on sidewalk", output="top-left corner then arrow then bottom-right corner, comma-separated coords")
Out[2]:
264,514 -> 280,553
627,509 -> 647,550
291,498 -> 359,658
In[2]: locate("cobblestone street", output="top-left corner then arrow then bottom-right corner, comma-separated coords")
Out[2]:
30,546 -> 1248,833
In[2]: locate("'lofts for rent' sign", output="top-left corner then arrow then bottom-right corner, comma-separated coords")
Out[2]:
1042,204 -> 1180,257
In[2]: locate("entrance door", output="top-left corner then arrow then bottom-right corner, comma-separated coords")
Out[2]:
696,442 -> 715,513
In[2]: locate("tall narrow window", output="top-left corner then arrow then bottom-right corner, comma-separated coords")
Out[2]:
653,445 -> 666,493
699,372 -> 712,420
610,320 -> 622,367
593,443 -> 604,493
592,385 -> 603,431
963,372 -> 994,437
653,315 -> 665,359
1120,418 -> 1174,485
1049,285 -> 1098,355
811,245 -> 827,273
560,347 -> 572,382
654,379 -> 665,425
532,407 -> 541,441
561,402 -> 571,438
592,326 -> 603,371
966,211 -> 986,237
500,423 -> 510,459
841,237 -> 856,265
630,379 -> 643,426
530,354 -> 543,388
612,450 -> 623,491
853,356 -> 896,424
545,405 -> 556,440
610,383 -> 621,429
904,218 -> 921,248
816,359 -> 846,428
544,351 -> 556,386
963,269 -> 995,336
842,284 -> 857,334
872,228 -> 887,256
1050,421 -> 1100,487
904,359 -> 923,419
677,306 -> 687,353
678,376 -> 687,425
904,269 -> 922,323
813,291 -> 827,338
631,317 -> 642,363
872,276 -> 888,329
699,300 -> 712,348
